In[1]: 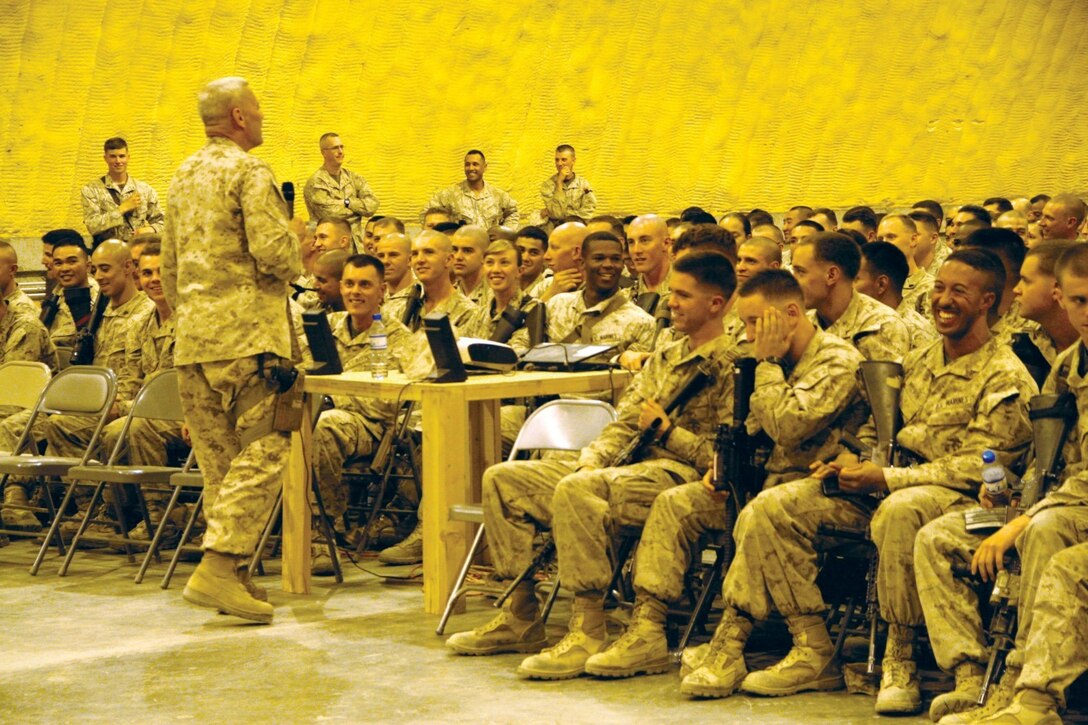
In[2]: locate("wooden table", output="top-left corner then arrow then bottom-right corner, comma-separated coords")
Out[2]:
282,369 -> 630,613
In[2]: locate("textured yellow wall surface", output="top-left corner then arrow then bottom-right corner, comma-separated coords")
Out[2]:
1,0 -> 1086,236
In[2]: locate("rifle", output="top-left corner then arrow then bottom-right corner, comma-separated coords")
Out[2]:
39,292 -> 62,328
610,365 -> 714,468
634,291 -> 660,315
68,290 -> 109,366
401,283 -> 424,331
650,303 -> 672,349
489,299 -> 530,344
976,391 -> 1076,705
822,360 -> 904,674
525,301 -> 546,347
712,357 -> 764,499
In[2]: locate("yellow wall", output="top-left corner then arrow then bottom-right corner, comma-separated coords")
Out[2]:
2,0 -> 1086,236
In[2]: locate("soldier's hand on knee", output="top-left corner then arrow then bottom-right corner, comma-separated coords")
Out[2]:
837,461 -> 887,495
971,516 -> 1029,582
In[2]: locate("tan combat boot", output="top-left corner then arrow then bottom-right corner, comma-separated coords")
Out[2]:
377,521 -> 423,565
680,607 -> 754,698
1,484 -> 42,531
939,668 -> 1020,724
930,661 -> 986,722
876,624 -> 922,714
516,594 -> 608,680
741,614 -> 844,696
183,549 -> 274,623
680,642 -> 711,678
236,562 -> 268,602
446,582 -> 546,656
585,596 -> 671,678
973,689 -> 1062,725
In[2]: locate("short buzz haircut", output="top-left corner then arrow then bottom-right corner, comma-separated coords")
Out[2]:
317,217 -> 353,238
581,231 -> 622,257
839,228 -> 868,248
139,242 -> 162,260
319,132 -> 339,146
912,199 -> 944,220
555,144 -> 575,155
842,206 -> 878,232
424,207 -> 452,219
747,208 -> 774,227
984,197 -> 1013,214
587,215 -> 625,240
103,137 -> 127,152
0,240 -> 17,263
812,208 -> 838,227
739,268 -> 804,302
484,239 -> 522,267
880,213 -> 917,233
958,204 -> 992,226
943,248 -> 1006,317
465,149 -> 486,162
908,210 -> 940,234
719,212 -> 752,237
1030,194 -> 1051,205
343,253 -> 385,279
1055,243 -> 1088,283
797,231 -> 862,279
314,249 -> 349,279
859,241 -> 909,295
51,238 -> 89,257
373,216 -> 406,234
673,225 -> 738,262
794,219 -> 825,233
789,205 -> 814,218
1027,240 -> 1076,277
963,227 -> 1025,278
672,251 -> 737,300
42,229 -> 85,248
515,225 -> 549,251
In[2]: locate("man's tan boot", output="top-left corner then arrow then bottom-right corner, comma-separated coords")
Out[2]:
973,689 -> 1062,725
680,607 -> 754,698
939,668 -> 1019,724
876,624 -> 922,714
585,596 -> 671,678
930,661 -> 985,722
183,550 -> 274,623
517,594 -> 608,680
446,582 -> 546,655
1,484 -> 41,531
236,562 -> 268,602
741,614 -> 844,696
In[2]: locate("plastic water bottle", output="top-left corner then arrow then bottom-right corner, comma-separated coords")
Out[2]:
369,313 -> 389,379
981,449 -> 1008,497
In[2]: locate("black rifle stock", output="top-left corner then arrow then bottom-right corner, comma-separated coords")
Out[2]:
525,301 -> 546,347
713,357 -> 761,498
401,284 -> 424,331
489,303 -> 528,344
69,291 -> 109,366
611,366 -> 713,468
977,391 -> 1076,705
634,291 -> 660,315
650,304 -> 672,349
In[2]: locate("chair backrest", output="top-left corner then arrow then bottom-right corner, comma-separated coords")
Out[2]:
509,399 -> 618,460
40,366 -> 117,416
129,369 -> 183,422
0,361 -> 51,410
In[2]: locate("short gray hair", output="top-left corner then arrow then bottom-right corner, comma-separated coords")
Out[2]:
197,76 -> 250,125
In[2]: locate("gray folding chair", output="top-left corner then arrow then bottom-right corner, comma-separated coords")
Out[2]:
0,366 -> 117,574
436,398 -> 618,635
156,453 -> 205,589
0,361 -> 51,454
59,369 -> 185,576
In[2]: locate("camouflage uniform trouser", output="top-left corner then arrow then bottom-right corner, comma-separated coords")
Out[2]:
720,479 -> 971,622
633,480 -> 729,603
1016,540 -> 1088,708
916,505 -> 1088,673
178,357 -> 289,556
312,408 -> 379,520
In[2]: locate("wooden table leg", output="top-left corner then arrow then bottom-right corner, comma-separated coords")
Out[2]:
281,394 -> 314,594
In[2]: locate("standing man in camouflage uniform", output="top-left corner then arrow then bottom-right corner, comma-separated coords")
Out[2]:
584,269 -> 865,680
446,252 -> 739,679
538,145 -> 596,229
791,232 -> 910,362
915,243 -> 1088,724
422,150 -> 519,229
303,133 -> 379,251
679,250 -> 1035,715
161,76 -> 303,624
81,137 -> 165,244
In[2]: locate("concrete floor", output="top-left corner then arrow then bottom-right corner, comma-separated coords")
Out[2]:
0,538 -> 1077,724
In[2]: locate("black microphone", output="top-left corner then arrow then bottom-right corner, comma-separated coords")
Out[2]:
282,181 -> 295,219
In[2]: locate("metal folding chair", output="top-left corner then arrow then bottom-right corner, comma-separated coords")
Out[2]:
436,398 -> 617,635
158,455 -> 205,589
0,366 -> 117,574
0,361 -> 51,454
58,369 -> 185,576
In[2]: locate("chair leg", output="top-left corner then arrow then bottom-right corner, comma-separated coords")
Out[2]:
436,522 -> 487,635
58,482 -> 105,577
540,574 -> 562,624
162,491 -> 203,590
249,490 -> 283,576
677,545 -> 728,652
495,538 -> 555,608
354,449 -> 401,556
311,478 -> 343,584
137,484 -> 182,584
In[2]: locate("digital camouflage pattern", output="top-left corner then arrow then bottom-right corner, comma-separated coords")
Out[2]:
80,175 -> 165,241
303,166 -> 379,250
544,289 -> 654,352
423,180 -> 519,228
539,173 -> 597,222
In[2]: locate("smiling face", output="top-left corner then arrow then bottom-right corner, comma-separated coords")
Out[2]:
483,248 -> 520,298
788,243 -> 830,309
931,260 -> 995,340
51,244 -> 90,289
516,236 -> 547,282
320,135 -> 345,169
138,254 -> 165,305
582,238 -> 625,295
90,244 -> 133,300
667,271 -> 723,335
464,152 -> 486,183
627,216 -> 670,276
340,262 -> 384,321
411,232 -> 453,285
104,146 -> 128,177
313,221 -> 351,254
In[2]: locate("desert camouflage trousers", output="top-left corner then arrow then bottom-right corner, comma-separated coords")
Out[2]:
716,479 -> 970,623
482,456 -> 685,592
178,357 -> 288,556
312,408 -> 379,519
1016,540 -> 1088,708
916,505 -> 1088,673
